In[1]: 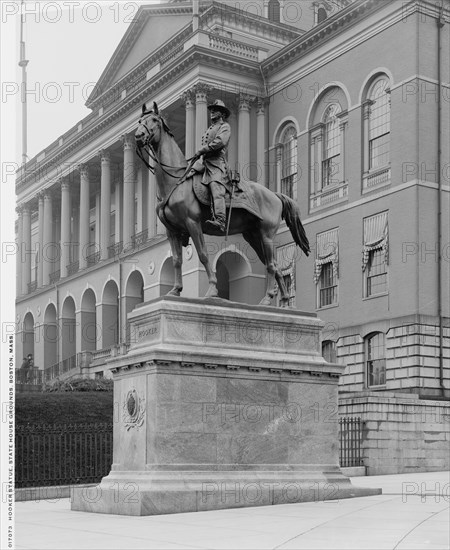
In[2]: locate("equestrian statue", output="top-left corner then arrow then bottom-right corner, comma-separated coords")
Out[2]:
135,99 -> 310,307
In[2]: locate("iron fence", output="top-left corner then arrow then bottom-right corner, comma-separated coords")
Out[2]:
15,422 -> 113,488
45,353 -> 81,382
16,368 -> 43,385
339,417 -> 364,467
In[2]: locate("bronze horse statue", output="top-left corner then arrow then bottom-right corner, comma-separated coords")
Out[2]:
135,102 -> 310,307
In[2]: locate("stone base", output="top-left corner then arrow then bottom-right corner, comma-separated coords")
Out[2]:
71,468 -> 380,516
71,297 -> 381,515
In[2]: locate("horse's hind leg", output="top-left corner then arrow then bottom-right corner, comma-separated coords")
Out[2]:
186,220 -> 218,298
243,230 -> 290,307
167,231 -> 183,296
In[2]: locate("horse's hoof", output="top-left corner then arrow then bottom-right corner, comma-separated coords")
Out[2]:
259,297 -> 272,306
167,289 -> 181,297
204,284 -> 219,298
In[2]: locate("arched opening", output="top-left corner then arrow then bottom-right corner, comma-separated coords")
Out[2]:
61,296 -> 76,361
159,257 -> 175,296
268,0 -> 280,22
125,270 -> 145,343
43,304 -> 57,369
22,312 -> 35,359
317,7 -> 328,23
101,280 -> 119,348
215,251 -> 253,304
80,288 -> 97,352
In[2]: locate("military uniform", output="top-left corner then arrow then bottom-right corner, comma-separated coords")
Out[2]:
198,120 -> 232,193
193,100 -> 232,233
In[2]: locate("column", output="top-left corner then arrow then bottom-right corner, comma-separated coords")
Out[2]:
147,170 -> 157,238
115,179 -> 122,245
122,134 -> 136,249
95,192 -> 101,250
136,165 -> 143,234
37,193 -> 44,287
194,83 -> 210,149
339,116 -> 348,183
316,134 -> 323,192
363,100 -> 373,174
182,89 -> 196,158
279,0 -> 286,23
78,164 -> 90,269
60,180 -> 71,278
21,204 -> 31,293
71,204 -> 79,267
275,145 -> 283,193
42,191 -> 53,286
263,0 -> 269,18
228,104 -> 238,171
99,149 -> 111,260
16,207 -> 23,295
238,94 -> 251,173
256,98 -> 267,186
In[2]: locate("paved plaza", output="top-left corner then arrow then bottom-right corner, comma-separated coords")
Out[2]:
15,471 -> 449,549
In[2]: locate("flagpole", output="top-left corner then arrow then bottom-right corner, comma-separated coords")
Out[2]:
19,0 -> 29,165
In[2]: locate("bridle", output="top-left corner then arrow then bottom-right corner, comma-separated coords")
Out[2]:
135,113 -> 196,182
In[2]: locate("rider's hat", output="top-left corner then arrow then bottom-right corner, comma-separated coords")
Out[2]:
207,99 -> 230,119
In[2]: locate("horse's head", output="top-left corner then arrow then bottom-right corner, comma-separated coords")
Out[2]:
135,102 -> 173,149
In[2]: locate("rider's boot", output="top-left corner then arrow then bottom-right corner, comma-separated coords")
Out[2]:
205,183 -> 227,233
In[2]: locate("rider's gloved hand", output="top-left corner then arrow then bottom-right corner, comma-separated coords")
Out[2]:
195,146 -> 209,157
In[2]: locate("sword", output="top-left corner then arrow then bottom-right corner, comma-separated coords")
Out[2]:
225,171 -> 239,241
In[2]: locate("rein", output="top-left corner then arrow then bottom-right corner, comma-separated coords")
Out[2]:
135,123 -> 198,234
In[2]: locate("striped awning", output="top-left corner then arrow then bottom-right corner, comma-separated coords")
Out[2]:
362,211 -> 388,271
314,228 -> 339,284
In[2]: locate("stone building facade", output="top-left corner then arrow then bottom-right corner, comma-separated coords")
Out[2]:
16,1 -> 449,404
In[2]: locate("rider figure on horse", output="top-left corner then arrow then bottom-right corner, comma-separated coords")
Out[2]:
193,100 -> 232,234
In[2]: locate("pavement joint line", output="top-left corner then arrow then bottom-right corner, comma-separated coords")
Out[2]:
271,495 -> 401,550
16,517 -> 212,550
392,507 -> 450,550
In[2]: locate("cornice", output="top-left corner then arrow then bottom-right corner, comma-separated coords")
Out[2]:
87,0 -> 301,110
205,1 -> 302,41
86,3 -> 201,108
16,48 -> 261,193
262,0 -> 390,75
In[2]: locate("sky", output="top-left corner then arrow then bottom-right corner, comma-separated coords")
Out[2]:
0,4 -> 163,513
11,0 -> 164,162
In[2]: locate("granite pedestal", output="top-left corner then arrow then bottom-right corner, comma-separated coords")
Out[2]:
71,296 -> 380,515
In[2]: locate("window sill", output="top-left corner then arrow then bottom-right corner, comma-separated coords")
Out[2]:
310,181 -> 348,212
362,166 -> 391,193
317,302 -> 339,311
362,291 -> 389,301
366,385 -> 387,391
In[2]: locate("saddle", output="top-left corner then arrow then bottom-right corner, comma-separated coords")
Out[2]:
192,173 -> 263,221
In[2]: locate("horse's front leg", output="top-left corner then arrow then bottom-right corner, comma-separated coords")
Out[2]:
167,231 -> 183,296
185,220 -> 218,298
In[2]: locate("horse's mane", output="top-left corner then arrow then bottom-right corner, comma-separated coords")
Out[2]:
160,116 -> 174,138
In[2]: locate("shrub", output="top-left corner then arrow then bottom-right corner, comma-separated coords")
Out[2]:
43,376 -> 113,393
15,392 -> 114,425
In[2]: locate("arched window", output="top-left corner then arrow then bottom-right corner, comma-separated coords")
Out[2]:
368,77 -> 390,170
280,124 -> 297,198
322,340 -> 337,363
317,7 -> 328,23
322,104 -> 342,187
365,332 -> 386,387
268,0 -> 280,22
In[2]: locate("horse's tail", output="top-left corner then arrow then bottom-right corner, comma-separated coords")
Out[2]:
276,193 -> 310,257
